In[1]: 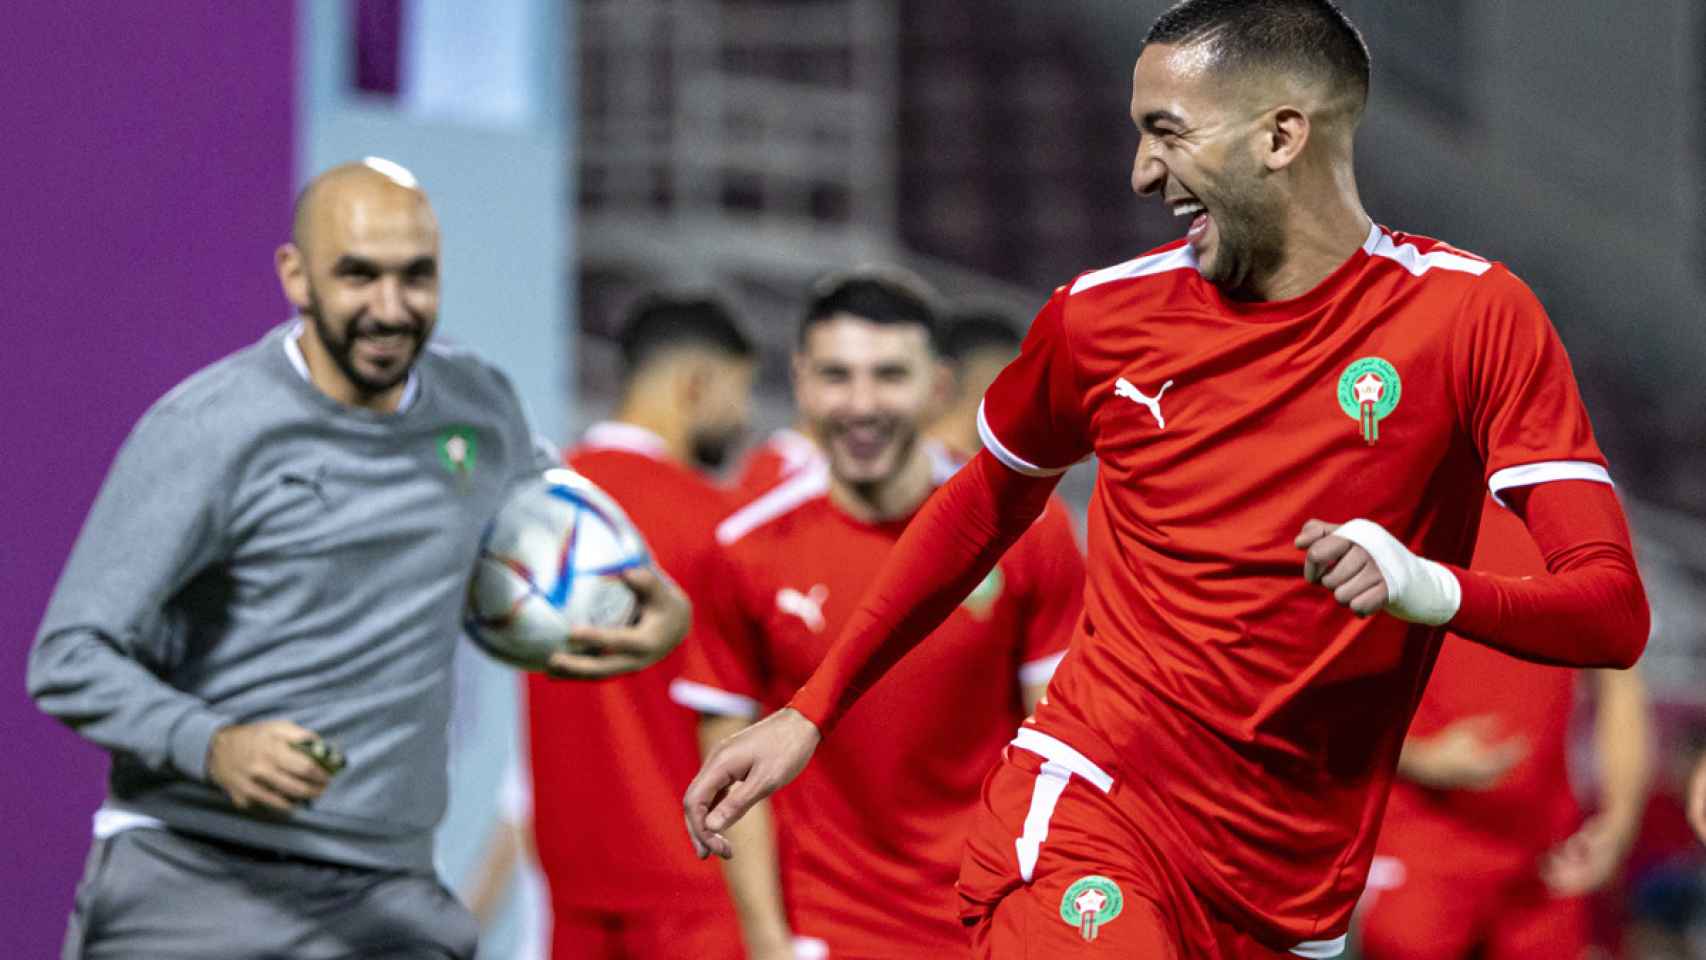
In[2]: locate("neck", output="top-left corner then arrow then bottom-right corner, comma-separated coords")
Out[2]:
296,318 -> 406,413
612,395 -> 691,465
1255,166 -> 1371,302
828,438 -> 935,523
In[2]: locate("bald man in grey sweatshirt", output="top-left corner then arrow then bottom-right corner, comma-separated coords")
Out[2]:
28,161 -> 687,959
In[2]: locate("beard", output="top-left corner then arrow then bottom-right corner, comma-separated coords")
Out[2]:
689,425 -> 745,472
305,289 -> 428,396
825,417 -> 918,492
1198,175 -> 1286,299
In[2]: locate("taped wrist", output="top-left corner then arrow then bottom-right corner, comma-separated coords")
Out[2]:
1331,518 -> 1462,626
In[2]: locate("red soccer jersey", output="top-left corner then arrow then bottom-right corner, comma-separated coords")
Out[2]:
976,224 -> 1611,945
1380,496 -> 1583,873
524,422 -> 738,918
673,463 -> 1085,953
730,427 -> 823,502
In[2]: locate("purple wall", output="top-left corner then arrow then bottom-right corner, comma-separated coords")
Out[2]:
0,5 -> 294,953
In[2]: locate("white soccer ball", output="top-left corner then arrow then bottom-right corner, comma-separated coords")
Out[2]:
465,468 -> 650,671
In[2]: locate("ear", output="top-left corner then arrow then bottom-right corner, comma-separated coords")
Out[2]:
680,359 -> 711,414
932,359 -> 957,411
275,243 -> 311,310
1262,106 -> 1310,172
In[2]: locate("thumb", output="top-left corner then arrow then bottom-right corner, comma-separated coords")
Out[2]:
706,777 -> 765,834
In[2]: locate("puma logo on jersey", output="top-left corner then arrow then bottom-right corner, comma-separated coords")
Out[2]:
1114,377 -> 1174,429
776,585 -> 829,633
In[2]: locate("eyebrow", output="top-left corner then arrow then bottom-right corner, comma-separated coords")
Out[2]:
1139,110 -> 1187,132
330,254 -> 436,274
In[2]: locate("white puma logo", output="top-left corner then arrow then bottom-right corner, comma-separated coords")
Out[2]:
1114,377 -> 1174,429
776,585 -> 829,633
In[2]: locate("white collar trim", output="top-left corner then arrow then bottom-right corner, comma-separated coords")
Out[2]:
284,319 -> 420,412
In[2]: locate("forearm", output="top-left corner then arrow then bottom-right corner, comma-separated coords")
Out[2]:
789,451 -> 1058,730
700,715 -> 791,952
28,627 -> 230,779
1448,481 -> 1648,668
1592,667 -> 1653,835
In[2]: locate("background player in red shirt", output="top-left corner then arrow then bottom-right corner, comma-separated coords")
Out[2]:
685,2 -> 1649,957
1359,497 -> 1653,960
672,269 -> 1085,958
928,306 -> 1027,462
481,294 -> 757,959
730,421 -> 822,503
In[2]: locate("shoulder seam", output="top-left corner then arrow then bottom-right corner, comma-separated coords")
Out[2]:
1069,244 -> 1199,295
715,466 -> 830,546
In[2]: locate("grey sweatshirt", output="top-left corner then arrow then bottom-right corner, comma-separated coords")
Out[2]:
29,322 -> 542,872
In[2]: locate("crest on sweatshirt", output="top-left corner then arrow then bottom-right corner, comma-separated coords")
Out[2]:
437,426 -> 479,486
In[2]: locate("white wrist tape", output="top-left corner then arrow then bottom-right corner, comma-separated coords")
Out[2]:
1330,519 -> 1462,626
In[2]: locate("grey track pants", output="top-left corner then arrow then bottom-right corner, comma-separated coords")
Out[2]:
62,828 -> 478,959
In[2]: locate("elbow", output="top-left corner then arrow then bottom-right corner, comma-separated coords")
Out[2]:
1598,575 -> 1651,670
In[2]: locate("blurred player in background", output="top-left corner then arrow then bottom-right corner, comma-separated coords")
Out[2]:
468,294 -> 757,959
730,417 -> 822,503
1359,497 -> 1652,960
26,160 -> 689,959
685,1 -> 1650,956
928,305 -> 1026,459
673,268 -> 1086,957
1692,751 -> 1706,845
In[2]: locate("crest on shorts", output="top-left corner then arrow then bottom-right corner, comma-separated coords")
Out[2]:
960,567 -> 1005,619
1060,875 -> 1124,942
1336,357 -> 1401,446
437,426 -> 478,474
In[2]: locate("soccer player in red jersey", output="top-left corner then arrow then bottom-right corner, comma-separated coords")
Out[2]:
1358,497 -> 1652,960
731,422 -> 823,503
518,295 -> 757,959
684,2 -> 1650,957
672,269 -> 1086,958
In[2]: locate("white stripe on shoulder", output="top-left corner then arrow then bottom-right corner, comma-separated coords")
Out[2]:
716,464 -> 830,545
977,401 -> 1068,477
1487,460 -> 1613,507
1069,245 -> 1199,295
1365,224 -> 1491,277
669,679 -> 760,718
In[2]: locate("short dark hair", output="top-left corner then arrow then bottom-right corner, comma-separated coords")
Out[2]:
940,308 -> 1023,364
618,293 -> 754,376
799,266 -> 940,351
1145,0 -> 1370,106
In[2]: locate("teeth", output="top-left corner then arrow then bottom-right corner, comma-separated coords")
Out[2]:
1172,202 -> 1205,217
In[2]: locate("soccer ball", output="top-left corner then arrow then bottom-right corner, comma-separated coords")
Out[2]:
465,468 -> 650,671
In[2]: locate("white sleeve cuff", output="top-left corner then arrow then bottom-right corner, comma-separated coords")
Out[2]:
1018,651 -> 1066,687
669,679 -> 760,718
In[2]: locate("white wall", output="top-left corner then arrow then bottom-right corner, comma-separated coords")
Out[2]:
298,3 -> 572,956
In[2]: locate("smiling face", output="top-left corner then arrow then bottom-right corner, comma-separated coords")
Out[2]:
794,314 -> 941,490
276,165 -> 440,407
1128,43 -> 1289,296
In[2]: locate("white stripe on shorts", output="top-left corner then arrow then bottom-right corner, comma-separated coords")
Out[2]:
1015,761 -> 1072,883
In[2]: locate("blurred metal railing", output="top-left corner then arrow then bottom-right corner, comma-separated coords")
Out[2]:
578,0 -> 899,279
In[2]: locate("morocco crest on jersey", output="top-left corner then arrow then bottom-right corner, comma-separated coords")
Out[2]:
1337,357 -> 1402,445
1060,875 -> 1124,942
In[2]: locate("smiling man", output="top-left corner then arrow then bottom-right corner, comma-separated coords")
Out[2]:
684,2 -> 1649,958
672,269 -> 1084,958
28,159 -> 689,959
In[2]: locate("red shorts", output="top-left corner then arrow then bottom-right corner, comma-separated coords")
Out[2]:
549,902 -> 742,960
1358,852 -> 1589,960
956,730 -> 1348,960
